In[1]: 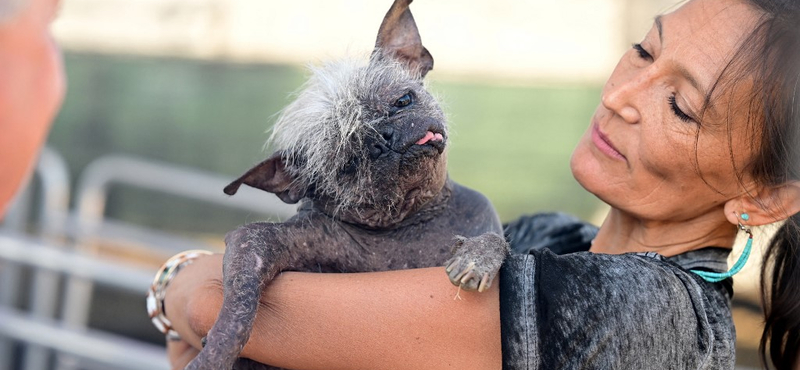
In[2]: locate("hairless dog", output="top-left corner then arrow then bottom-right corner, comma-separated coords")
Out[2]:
184,1 -> 509,368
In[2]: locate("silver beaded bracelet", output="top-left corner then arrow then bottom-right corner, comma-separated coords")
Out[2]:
146,249 -> 213,340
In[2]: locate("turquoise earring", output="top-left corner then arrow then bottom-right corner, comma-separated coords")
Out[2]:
691,212 -> 754,283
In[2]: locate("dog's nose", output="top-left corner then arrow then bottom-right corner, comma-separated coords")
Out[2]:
368,127 -> 394,159
370,142 -> 387,159
381,127 -> 394,144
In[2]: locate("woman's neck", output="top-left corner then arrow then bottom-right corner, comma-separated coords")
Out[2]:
589,208 -> 738,257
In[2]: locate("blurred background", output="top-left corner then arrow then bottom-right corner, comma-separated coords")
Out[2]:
0,0 -> 767,369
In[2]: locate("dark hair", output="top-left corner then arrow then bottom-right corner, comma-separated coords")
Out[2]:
716,0 -> 800,368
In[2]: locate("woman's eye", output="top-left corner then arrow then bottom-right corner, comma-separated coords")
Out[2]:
632,43 -> 653,61
668,95 -> 694,123
394,93 -> 413,108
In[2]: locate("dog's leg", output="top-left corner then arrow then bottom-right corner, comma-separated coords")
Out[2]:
232,358 -> 282,370
445,233 -> 509,292
183,222 -> 296,370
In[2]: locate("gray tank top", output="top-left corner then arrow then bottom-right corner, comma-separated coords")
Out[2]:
500,213 -> 735,369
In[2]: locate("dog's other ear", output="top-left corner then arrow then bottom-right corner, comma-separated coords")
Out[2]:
223,152 -> 306,204
373,0 -> 433,78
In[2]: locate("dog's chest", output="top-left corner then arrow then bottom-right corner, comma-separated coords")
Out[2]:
347,226 -> 455,270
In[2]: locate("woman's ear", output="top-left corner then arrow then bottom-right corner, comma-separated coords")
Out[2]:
725,181 -> 800,226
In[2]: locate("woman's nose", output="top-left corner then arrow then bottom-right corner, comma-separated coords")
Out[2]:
601,71 -> 647,124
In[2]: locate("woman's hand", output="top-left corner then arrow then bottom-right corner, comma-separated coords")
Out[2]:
163,253 -> 224,350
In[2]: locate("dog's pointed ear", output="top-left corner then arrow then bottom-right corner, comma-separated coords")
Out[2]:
223,152 -> 306,204
373,0 -> 433,78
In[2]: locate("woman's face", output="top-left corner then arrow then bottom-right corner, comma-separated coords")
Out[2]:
570,0 -> 762,223
0,0 -> 64,217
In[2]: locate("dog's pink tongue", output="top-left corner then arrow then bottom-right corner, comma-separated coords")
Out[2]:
416,131 -> 444,145
416,131 -> 435,145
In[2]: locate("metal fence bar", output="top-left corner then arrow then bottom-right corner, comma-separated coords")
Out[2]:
23,147 -> 72,370
0,187 -> 30,370
64,216 -> 219,258
73,155 -> 296,219
0,306 -> 169,370
0,233 -> 153,293
0,185 -> 32,307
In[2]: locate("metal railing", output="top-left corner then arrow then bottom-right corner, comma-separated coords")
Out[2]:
61,154 -> 296,331
1,147 -> 71,370
0,149 -> 295,370
0,233 -> 169,370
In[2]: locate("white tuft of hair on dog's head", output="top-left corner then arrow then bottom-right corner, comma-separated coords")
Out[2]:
267,52 -> 424,212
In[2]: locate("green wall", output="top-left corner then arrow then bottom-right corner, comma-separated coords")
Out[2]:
47,52 -> 604,235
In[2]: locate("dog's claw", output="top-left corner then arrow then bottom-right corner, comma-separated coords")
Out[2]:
460,270 -> 476,285
478,273 -> 491,292
445,257 -> 461,273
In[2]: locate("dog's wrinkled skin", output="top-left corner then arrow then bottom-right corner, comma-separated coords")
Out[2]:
184,1 -> 509,369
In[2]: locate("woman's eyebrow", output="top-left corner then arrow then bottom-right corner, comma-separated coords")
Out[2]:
655,15 -> 708,98
655,15 -> 664,43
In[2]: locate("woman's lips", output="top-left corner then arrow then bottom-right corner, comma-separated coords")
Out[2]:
591,122 -> 626,161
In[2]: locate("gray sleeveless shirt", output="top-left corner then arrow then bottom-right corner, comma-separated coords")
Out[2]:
500,213 -> 735,369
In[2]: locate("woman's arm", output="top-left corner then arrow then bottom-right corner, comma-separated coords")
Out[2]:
164,254 -> 502,370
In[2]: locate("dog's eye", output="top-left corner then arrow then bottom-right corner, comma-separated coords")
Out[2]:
394,93 -> 413,108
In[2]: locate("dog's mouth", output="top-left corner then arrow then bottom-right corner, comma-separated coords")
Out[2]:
415,131 -> 444,145
410,128 -> 446,154
372,121 -> 447,158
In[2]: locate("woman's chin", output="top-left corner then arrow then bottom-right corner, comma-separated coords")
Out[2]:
570,139 -> 601,194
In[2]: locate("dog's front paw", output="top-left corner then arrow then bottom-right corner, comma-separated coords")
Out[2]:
445,233 -> 509,292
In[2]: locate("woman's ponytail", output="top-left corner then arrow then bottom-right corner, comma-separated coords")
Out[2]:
760,213 -> 800,369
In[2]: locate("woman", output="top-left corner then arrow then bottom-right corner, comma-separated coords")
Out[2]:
160,0 -> 800,368
0,0 -> 65,219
